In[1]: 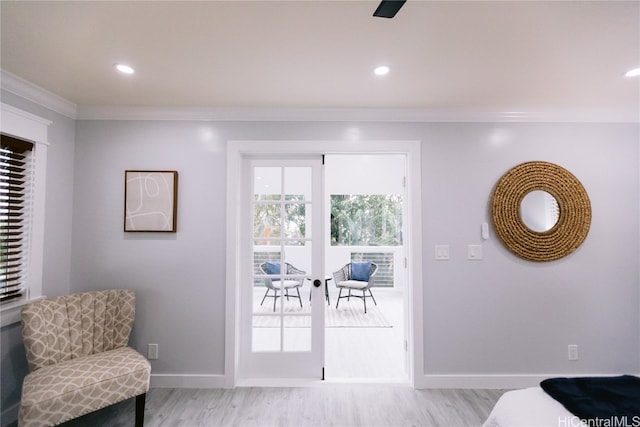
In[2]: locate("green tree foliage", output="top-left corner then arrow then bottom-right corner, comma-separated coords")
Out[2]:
253,195 -> 305,244
330,195 -> 403,246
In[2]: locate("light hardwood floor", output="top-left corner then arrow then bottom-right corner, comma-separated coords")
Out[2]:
61,386 -> 505,427
58,288 -> 506,426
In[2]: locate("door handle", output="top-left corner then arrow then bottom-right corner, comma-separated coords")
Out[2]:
313,279 -> 322,288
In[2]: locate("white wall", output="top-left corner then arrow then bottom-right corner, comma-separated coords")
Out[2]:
72,121 -> 228,374
421,123 -> 639,381
1,90 -> 638,414
71,120 -> 639,384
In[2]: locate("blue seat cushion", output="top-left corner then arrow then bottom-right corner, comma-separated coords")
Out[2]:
265,262 -> 281,275
351,262 -> 371,281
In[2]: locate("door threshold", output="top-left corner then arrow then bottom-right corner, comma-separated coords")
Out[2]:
236,377 -> 410,387
236,378 -> 325,387
324,377 -> 410,386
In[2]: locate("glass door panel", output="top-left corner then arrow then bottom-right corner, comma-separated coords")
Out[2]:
241,158 -> 323,379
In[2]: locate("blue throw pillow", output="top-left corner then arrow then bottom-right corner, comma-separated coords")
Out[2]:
265,262 -> 281,275
351,262 -> 371,281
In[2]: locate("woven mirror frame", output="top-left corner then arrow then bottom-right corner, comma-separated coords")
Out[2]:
491,161 -> 591,262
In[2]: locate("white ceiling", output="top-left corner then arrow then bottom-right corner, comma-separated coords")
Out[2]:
1,0 -> 639,118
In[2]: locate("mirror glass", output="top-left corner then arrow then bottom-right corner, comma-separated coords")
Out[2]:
520,190 -> 559,232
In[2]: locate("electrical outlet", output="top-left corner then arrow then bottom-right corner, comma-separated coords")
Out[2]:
568,344 -> 578,361
148,344 -> 158,360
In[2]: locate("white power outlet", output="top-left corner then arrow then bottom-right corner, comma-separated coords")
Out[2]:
148,343 -> 159,360
568,344 -> 578,361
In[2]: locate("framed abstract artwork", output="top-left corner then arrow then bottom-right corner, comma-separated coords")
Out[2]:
124,170 -> 178,232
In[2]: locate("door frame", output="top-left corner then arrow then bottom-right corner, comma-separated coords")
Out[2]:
226,140 -> 424,387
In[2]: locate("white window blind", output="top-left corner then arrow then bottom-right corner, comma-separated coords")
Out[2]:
1,133 -> 35,304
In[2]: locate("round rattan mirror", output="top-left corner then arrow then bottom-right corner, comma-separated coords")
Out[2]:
491,161 -> 591,262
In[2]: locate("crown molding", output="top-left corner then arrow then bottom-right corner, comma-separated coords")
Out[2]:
75,105 -> 640,123
1,70 -> 77,119
2,69 -> 637,123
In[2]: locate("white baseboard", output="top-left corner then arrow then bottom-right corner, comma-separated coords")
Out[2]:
417,373 -> 640,389
418,374 -> 548,389
149,372 -> 640,390
1,401 -> 19,427
149,374 -> 541,390
150,374 -> 228,389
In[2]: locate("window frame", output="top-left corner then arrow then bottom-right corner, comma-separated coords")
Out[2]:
0,104 -> 50,326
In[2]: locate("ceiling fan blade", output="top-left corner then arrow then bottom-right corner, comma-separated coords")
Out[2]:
373,0 -> 407,18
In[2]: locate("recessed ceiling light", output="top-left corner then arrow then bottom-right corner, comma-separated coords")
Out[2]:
625,67 -> 640,77
114,63 -> 135,75
374,65 -> 390,76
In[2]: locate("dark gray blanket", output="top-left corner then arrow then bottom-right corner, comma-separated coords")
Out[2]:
541,375 -> 640,421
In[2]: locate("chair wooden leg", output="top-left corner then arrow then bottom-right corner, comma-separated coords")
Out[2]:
336,289 -> 343,309
369,289 -> 377,306
135,393 -> 146,427
296,288 -> 302,307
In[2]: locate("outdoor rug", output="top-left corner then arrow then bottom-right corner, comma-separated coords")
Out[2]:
252,300 -> 392,328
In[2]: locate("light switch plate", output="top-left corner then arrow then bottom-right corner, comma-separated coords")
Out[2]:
435,245 -> 450,260
468,244 -> 483,260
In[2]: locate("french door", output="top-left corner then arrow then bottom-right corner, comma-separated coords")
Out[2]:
238,157 -> 325,380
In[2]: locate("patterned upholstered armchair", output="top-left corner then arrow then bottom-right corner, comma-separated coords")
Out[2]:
19,289 -> 151,427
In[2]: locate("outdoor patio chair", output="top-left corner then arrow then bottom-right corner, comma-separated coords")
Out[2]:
333,262 -> 378,313
259,262 -> 306,311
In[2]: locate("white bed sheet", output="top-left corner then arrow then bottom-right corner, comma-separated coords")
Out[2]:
482,387 -> 588,427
